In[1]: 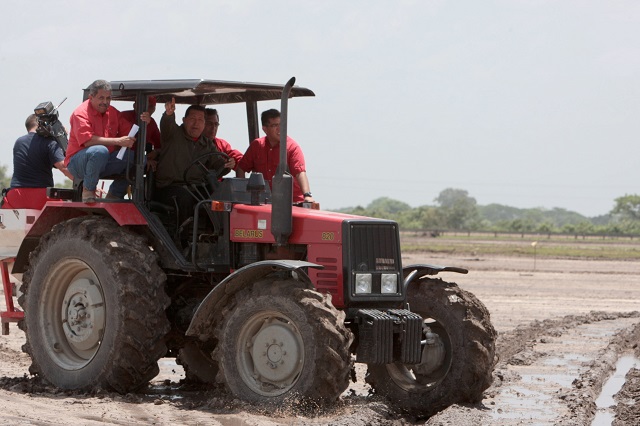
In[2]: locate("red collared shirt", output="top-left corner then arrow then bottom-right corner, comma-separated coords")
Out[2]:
120,110 -> 161,150
214,137 -> 243,171
65,100 -> 129,166
239,136 -> 306,201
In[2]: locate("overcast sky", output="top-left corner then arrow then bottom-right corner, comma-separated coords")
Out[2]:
1,0 -> 638,217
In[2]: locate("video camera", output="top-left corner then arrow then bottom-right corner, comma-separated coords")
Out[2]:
34,99 -> 68,152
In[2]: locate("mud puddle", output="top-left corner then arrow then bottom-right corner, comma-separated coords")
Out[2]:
592,354 -> 640,425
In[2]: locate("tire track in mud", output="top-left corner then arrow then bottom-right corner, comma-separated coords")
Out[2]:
614,359 -> 640,426
483,311 -> 640,425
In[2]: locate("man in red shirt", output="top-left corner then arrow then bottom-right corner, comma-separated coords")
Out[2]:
66,79 -> 146,203
121,96 -> 161,153
238,109 -> 314,204
204,108 -> 243,177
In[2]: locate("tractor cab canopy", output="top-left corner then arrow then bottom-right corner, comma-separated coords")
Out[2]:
83,79 -> 315,142
84,78 -> 313,206
98,79 -> 314,104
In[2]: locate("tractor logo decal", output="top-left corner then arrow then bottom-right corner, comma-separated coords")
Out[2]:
375,257 -> 396,270
234,229 -> 264,239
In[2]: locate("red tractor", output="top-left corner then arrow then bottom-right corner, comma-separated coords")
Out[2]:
1,78 -> 495,417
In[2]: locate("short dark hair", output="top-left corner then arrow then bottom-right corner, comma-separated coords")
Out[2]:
25,114 -> 38,131
261,109 -> 280,126
205,108 -> 218,117
185,105 -> 206,118
88,79 -> 112,96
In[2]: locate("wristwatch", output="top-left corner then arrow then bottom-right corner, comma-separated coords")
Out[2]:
303,192 -> 313,197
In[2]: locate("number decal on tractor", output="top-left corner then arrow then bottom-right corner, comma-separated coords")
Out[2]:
321,232 -> 335,241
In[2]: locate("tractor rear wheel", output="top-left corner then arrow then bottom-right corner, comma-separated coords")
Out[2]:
18,217 -> 170,393
214,279 -> 353,406
365,278 -> 496,417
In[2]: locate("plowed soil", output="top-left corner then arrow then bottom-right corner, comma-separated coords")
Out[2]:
1,252 -> 638,425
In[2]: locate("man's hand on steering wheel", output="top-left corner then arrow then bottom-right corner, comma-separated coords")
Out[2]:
183,151 -> 231,186
224,157 -> 236,170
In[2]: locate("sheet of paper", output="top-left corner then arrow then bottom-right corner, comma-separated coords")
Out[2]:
117,124 -> 139,160
128,124 -> 139,138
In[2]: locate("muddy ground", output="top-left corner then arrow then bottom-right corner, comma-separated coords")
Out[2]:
0,252 -> 638,425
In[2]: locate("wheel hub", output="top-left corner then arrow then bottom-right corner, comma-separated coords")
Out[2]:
267,342 -> 283,365
61,278 -> 105,353
249,319 -> 302,386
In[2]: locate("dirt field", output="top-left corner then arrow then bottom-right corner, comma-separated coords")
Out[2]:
0,252 -> 638,425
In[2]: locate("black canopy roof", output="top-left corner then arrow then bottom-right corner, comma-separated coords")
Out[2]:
84,79 -> 315,105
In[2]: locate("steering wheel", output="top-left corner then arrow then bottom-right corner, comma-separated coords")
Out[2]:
182,151 -> 231,190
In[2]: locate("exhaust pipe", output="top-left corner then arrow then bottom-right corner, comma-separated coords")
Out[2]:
270,77 -> 296,246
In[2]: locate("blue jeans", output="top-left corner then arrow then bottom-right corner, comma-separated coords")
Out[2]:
68,146 -> 134,198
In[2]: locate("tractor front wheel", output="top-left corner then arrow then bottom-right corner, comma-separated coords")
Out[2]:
366,278 -> 496,417
214,279 -> 353,406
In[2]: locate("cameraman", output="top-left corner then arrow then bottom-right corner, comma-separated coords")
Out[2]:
10,113 -> 73,189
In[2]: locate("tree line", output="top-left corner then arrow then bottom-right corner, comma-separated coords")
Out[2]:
2,167 -> 638,236
334,188 -> 640,236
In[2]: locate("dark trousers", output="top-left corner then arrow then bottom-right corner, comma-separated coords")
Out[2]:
154,185 -> 196,231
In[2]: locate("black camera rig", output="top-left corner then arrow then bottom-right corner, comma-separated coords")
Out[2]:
34,99 -> 68,152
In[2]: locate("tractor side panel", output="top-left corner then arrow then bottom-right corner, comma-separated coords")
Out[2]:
306,243 -> 345,308
229,205 -> 273,244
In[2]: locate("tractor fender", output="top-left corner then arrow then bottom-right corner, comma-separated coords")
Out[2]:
403,263 -> 468,293
186,260 -> 323,341
11,203 -> 146,274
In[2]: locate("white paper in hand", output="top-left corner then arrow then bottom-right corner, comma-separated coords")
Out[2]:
117,124 -> 139,160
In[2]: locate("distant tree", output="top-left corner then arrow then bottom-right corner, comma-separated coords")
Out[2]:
350,206 -> 367,215
546,207 -> 588,227
367,197 -> 411,216
624,221 -> 640,234
602,223 -> 624,235
478,203 -> 521,222
574,221 -> 594,236
590,213 -> 613,227
0,165 -> 10,191
417,206 -> 445,230
434,188 -> 478,230
507,218 -> 535,233
536,222 -> 555,234
611,194 -> 640,221
522,208 -> 544,224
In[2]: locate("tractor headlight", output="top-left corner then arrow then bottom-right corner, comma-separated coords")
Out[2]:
355,273 -> 372,294
381,273 -> 398,294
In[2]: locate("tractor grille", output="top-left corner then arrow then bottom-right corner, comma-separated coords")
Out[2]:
348,223 -> 400,272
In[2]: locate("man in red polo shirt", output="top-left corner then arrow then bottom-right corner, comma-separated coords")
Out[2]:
66,79 -> 145,203
121,96 -> 161,153
238,109 -> 314,204
204,108 -> 243,176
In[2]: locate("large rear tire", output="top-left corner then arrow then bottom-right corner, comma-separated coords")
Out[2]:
214,279 -> 353,406
18,217 -> 170,393
366,278 -> 496,417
